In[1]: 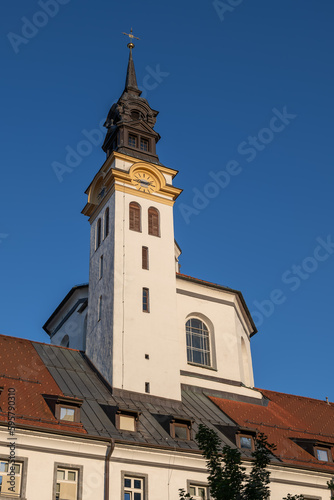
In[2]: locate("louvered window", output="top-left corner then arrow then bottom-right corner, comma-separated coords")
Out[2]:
142,247 -> 149,270
129,202 -> 141,232
148,207 -> 159,236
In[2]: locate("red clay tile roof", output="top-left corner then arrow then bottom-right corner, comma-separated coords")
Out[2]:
0,335 -> 86,434
209,389 -> 334,472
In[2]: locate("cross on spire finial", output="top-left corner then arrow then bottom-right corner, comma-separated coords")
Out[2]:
122,28 -> 140,49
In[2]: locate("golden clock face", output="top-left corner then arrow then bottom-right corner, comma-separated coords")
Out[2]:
132,171 -> 157,194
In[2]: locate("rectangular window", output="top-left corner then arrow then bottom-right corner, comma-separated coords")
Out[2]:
145,382 -> 150,394
237,434 -> 254,450
142,288 -> 149,313
123,475 -> 145,500
56,467 -> 78,500
128,134 -> 137,148
118,414 -> 136,432
316,447 -> 330,461
142,247 -> 149,270
99,255 -> 103,279
140,138 -> 149,152
189,483 -> 209,500
0,460 -> 22,497
170,419 -> 192,440
98,296 -> 102,322
60,407 -> 75,422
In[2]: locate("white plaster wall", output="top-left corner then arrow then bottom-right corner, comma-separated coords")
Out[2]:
111,188 -> 181,400
109,444 -> 332,500
48,287 -> 88,350
176,278 -> 256,395
0,429 -> 108,500
50,304 -> 88,351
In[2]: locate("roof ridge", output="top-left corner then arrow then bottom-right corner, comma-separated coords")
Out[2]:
258,388 -> 333,405
0,334 -> 80,352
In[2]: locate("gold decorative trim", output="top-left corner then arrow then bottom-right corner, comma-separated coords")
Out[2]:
114,184 -> 175,205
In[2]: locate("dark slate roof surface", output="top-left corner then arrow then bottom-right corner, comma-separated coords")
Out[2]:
33,341 -> 239,450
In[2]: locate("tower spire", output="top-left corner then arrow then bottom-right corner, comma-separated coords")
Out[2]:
122,28 -> 141,95
102,30 -> 161,163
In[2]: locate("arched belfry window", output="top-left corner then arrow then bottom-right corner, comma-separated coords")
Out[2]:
129,202 -> 141,232
186,318 -> 211,367
104,207 -> 109,238
148,207 -> 160,236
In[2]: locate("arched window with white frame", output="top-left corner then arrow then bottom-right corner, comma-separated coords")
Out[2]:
186,318 -> 211,367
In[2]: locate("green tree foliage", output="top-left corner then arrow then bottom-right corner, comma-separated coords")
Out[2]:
179,424 -> 308,500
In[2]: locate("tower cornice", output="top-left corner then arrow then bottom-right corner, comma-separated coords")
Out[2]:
82,153 -> 182,221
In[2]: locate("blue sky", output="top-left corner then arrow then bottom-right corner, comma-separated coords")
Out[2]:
1,0 -> 334,401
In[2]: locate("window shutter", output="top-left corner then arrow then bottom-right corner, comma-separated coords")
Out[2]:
142,247 -> 148,269
148,207 -> 159,236
129,202 -> 141,231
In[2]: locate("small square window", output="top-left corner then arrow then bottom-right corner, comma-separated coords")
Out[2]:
57,470 -> 65,481
119,414 -> 136,431
60,407 -> 75,422
116,410 -> 139,432
129,134 -> 137,148
140,138 -> 149,151
237,433 -> 254,451
240,436 -> 253,449
316,448 -> 329,461
170,420 -> 192,440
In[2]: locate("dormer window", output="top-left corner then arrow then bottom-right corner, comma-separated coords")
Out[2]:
315,446 -> 332,462
43,395 -> 83,424
128,134 -> 137,148
237,433 -> 254,451
170,419 -> 192,440
60,407 -> 75,422
116,410 -> 139,432
140,138 -> 149,152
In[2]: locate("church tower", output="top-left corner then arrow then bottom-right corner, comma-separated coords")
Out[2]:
46,35 -> 257,404
82,38 -> 183,400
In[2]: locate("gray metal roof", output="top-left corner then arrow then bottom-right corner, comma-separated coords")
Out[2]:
33,342 -> 259,453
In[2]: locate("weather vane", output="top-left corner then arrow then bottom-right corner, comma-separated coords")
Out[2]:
122,28 -> 140,49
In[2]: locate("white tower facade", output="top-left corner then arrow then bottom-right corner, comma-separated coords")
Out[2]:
83,153 -> 182,400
